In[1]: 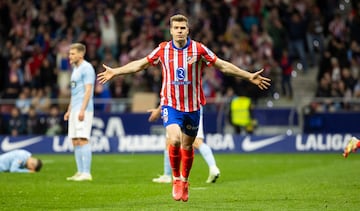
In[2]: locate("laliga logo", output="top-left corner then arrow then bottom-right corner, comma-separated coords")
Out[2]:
296,134 -> 352,151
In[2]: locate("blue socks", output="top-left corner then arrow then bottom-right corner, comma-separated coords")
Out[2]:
74,146 -> 82,173
80,143 -> 92,174
74,143 -> 92,174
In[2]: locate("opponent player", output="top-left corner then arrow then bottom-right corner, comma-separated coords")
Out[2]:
343,136 -> 360,158
98,14 -> 270,202
0,149 -> 42,173
148,105 -> 220,184
64,43 -> 95,181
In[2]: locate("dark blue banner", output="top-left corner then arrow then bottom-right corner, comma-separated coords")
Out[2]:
0,133 -> 355,154
91,112 -> 219,135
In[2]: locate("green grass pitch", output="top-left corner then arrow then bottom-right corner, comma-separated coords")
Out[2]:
0,153 -> 359,210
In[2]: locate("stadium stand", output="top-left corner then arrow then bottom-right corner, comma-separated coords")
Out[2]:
0,0 -> 359,135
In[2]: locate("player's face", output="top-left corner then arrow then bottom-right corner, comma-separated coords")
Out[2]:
68,49 -> 83,66
170,21 -> 189,44
26,158 -> 37,172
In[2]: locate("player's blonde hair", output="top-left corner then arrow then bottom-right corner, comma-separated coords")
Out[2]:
170,14 -> 189,27
70,43 -> 86,55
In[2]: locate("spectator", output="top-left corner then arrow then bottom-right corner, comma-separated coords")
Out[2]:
317,50 -> 332,82
31,88 -> 51,114
24,44 -> 45,88
3,70 -> 22,99
348,40 -> 360,64
328,12 -> 346,41
44,104 -> 64,136
94,80 -> 111,112
306,5 -> 325,66
7,107 -> 26,136
26,105 -> 44,135
327,35 -> 349,68
285,10 -> 308,73
280,49 -> 293,100
242,4 -> 260,34
98,7 -> 118,59
56,38 -> 71,97
267,13 -> 287,62
15,87 -> 32,115
109,76 -> 130,112
38,57 -> 57,92
315,73 -> 332,98
341,67 -> 357,93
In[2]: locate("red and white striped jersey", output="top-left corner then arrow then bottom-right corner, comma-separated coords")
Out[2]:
147,38 -> 217,112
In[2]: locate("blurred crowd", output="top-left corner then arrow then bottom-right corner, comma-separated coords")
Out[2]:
0,0 -> 360,133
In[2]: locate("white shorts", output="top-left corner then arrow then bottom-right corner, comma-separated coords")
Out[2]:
68,111 -> 93,140
196,109 -> 204,139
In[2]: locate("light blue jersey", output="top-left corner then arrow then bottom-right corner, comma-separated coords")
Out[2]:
0,149 -> 31,173
70,60 -> 95,112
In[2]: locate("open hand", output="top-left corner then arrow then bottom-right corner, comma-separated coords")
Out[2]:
249,69 -> 271,90
97,64 -> 116,84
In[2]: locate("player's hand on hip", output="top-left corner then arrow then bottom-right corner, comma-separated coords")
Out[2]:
147,108 -> 161,122
97,64 -> 115,84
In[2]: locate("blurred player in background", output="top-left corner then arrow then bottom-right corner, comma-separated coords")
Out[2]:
343,136 -> 360,158
64,43 -> 95,181
98,14 -> 270,202
148,105 -> 220,184
0,149 -> 42,173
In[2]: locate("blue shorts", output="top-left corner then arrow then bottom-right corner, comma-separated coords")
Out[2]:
161,106 -> 200,137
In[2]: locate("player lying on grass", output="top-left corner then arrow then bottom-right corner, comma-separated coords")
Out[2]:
0,149 -> 42,173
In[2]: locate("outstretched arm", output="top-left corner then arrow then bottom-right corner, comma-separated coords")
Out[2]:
214,58 -> 271,90
97,57 -> 150,84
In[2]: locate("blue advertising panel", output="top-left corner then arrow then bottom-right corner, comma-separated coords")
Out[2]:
90,112 -> 220,135
0,133 -> 355,154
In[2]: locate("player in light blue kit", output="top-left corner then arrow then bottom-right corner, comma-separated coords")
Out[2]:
0,149 -> 42,173
64,43 -> 95,181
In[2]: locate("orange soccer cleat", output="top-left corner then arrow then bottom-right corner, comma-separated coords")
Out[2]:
172,180 -> 182,201
181,181 -> 189,202
343,137 -> 359,158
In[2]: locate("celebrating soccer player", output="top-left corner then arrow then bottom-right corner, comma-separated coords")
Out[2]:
98,14 -> 271,202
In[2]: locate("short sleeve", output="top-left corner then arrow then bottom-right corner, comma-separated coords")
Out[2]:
199,43 -> 217,66
147,45 -> 162,65
83,64 -> 95,85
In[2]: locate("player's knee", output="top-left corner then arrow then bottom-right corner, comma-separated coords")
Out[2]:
192,138 -> 203,149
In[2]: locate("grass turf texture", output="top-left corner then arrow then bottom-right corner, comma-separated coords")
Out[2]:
0,153 -> 359,210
